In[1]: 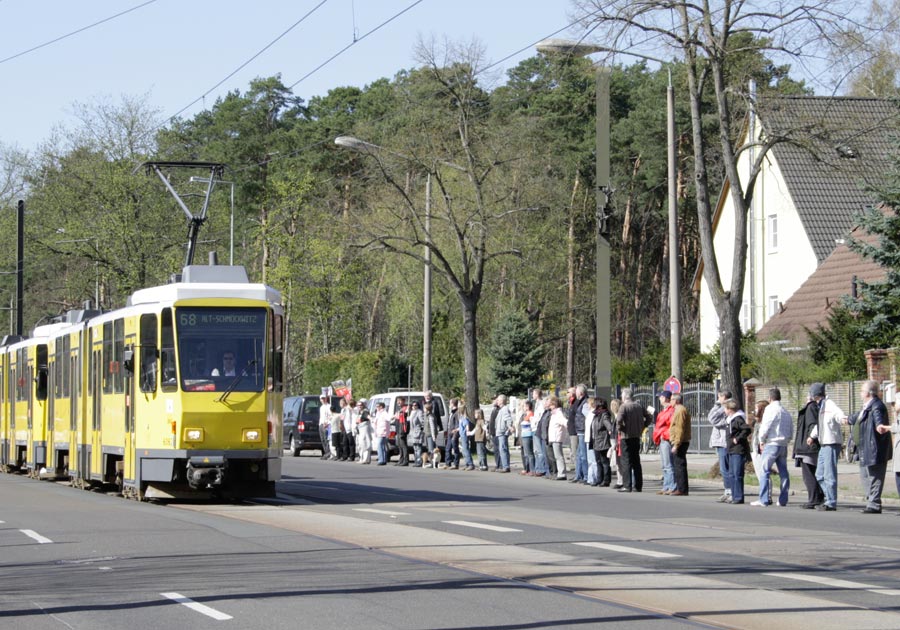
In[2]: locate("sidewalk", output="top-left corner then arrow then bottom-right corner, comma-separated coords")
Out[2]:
639,451 -> 897,506
508,447 -> 898,506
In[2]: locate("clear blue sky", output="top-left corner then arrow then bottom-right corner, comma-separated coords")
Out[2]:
0,0 -> 582,151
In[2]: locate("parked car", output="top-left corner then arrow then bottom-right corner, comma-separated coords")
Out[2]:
283,395 -> 341,456
367,391 -> 448,458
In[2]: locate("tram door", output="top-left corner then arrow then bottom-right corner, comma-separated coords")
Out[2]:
124,334 -> 136,489
0,354 -> 6,467
47,349 -> 55,471
69,344 -> 80,479
91,342 -> 102,480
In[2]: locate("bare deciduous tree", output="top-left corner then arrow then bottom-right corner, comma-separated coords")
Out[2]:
573,0 -> 873,400
345,40 -> 534,406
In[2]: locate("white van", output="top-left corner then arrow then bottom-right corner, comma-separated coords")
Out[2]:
367,391 -> 449,455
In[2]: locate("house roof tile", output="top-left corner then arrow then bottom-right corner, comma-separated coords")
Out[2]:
760,96 -> 900,262
756,226 -> 885,345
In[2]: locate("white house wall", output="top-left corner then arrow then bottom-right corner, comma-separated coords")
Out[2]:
699,138 -> 818,352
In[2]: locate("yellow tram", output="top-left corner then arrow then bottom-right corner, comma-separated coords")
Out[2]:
0,263 -> 284,500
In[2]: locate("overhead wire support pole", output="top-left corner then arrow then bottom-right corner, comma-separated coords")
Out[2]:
16,199 -> 24,337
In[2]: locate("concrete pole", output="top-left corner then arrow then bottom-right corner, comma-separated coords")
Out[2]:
667,73 -> 682,381
595,69 -> 612,400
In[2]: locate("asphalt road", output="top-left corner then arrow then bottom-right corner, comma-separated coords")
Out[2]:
3,451 -> 900,629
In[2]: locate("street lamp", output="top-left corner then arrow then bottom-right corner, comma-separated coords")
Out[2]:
189,176 -> 236,265
536,40 -> 682,386
335,136 -> 464,391
536,39 -> 612,399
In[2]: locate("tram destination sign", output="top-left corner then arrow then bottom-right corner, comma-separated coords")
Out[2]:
178,308 -> 264,331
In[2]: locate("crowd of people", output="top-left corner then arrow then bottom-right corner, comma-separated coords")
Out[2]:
312,385 -> 691,493
704,380 -> 899,513
310,379 -> 900,513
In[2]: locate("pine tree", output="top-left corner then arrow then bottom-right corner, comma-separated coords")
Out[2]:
487,311 -> 544,397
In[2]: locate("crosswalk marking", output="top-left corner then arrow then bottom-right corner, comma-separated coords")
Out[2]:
573,541 -> 680,558
161,592 -> 232,621
443,520 -> 522,533
20,529 -> 52,544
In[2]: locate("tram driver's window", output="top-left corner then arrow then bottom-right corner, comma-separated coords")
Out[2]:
160,308 -> 176,391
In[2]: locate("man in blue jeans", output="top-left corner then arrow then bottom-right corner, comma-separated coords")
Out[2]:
570,384 -> 589,483
654,391 -> 675,494
494,394 -> 513,472
809,382 -> 845,511
531,388 -> 548,476
707,390 -> 733,502
752,388 -> 792,506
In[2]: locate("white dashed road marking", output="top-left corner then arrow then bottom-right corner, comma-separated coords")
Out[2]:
573,541 -> 681,558
353,508 -> 410,516
764,572 -> 900,597
161,592 -> 232,621
20,529 -> 52,544
443,520 -> 522,533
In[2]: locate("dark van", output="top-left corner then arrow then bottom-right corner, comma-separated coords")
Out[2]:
283,395 -> 341,456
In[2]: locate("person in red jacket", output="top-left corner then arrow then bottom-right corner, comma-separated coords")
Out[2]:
653,391 -> 675,495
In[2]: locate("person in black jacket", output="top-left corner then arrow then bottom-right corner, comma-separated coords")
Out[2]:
592,398 -> 614,487
725,399 -> 752,504
793,395 -> 823,509
445,398 -> 460,470
847,380 -> 892,513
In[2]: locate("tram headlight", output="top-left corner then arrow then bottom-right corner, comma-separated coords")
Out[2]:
184,428 -> 204,442
243,428 -> 262,442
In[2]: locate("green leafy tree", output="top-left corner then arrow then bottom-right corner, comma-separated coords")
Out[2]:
487,310 -> 544,397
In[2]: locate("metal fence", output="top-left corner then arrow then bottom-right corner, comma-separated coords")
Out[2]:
618,382 -> 720,454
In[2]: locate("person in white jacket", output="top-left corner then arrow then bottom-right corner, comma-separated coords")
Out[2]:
752,388 -> 793,507
548,396 -> 569,481
808,382 -> 845,511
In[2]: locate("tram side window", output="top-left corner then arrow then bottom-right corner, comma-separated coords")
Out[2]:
54,338 -> 62,399
113,318 -> 124,394
140,314 -> 158,393
36,345 -> 48,401
20,349 -> 27,401
161,308 -> 176,392
62,335 -> 70,398
102,322 -> 113,394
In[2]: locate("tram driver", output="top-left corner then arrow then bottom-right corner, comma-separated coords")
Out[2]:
211,351 -> 237,377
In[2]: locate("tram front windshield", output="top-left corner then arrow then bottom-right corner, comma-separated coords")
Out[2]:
176,306 -> 267,392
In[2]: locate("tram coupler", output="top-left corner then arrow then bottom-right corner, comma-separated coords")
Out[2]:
186,456 -> 226,489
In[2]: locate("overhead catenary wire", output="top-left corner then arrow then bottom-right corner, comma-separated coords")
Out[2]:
288,0 -> 426,89
156,7 -> 598,175
0,0 -> 158,66
160,0 -> 331,130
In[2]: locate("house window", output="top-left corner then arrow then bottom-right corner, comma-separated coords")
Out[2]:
768,295 -> 779,319
768,214 -> 778,251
